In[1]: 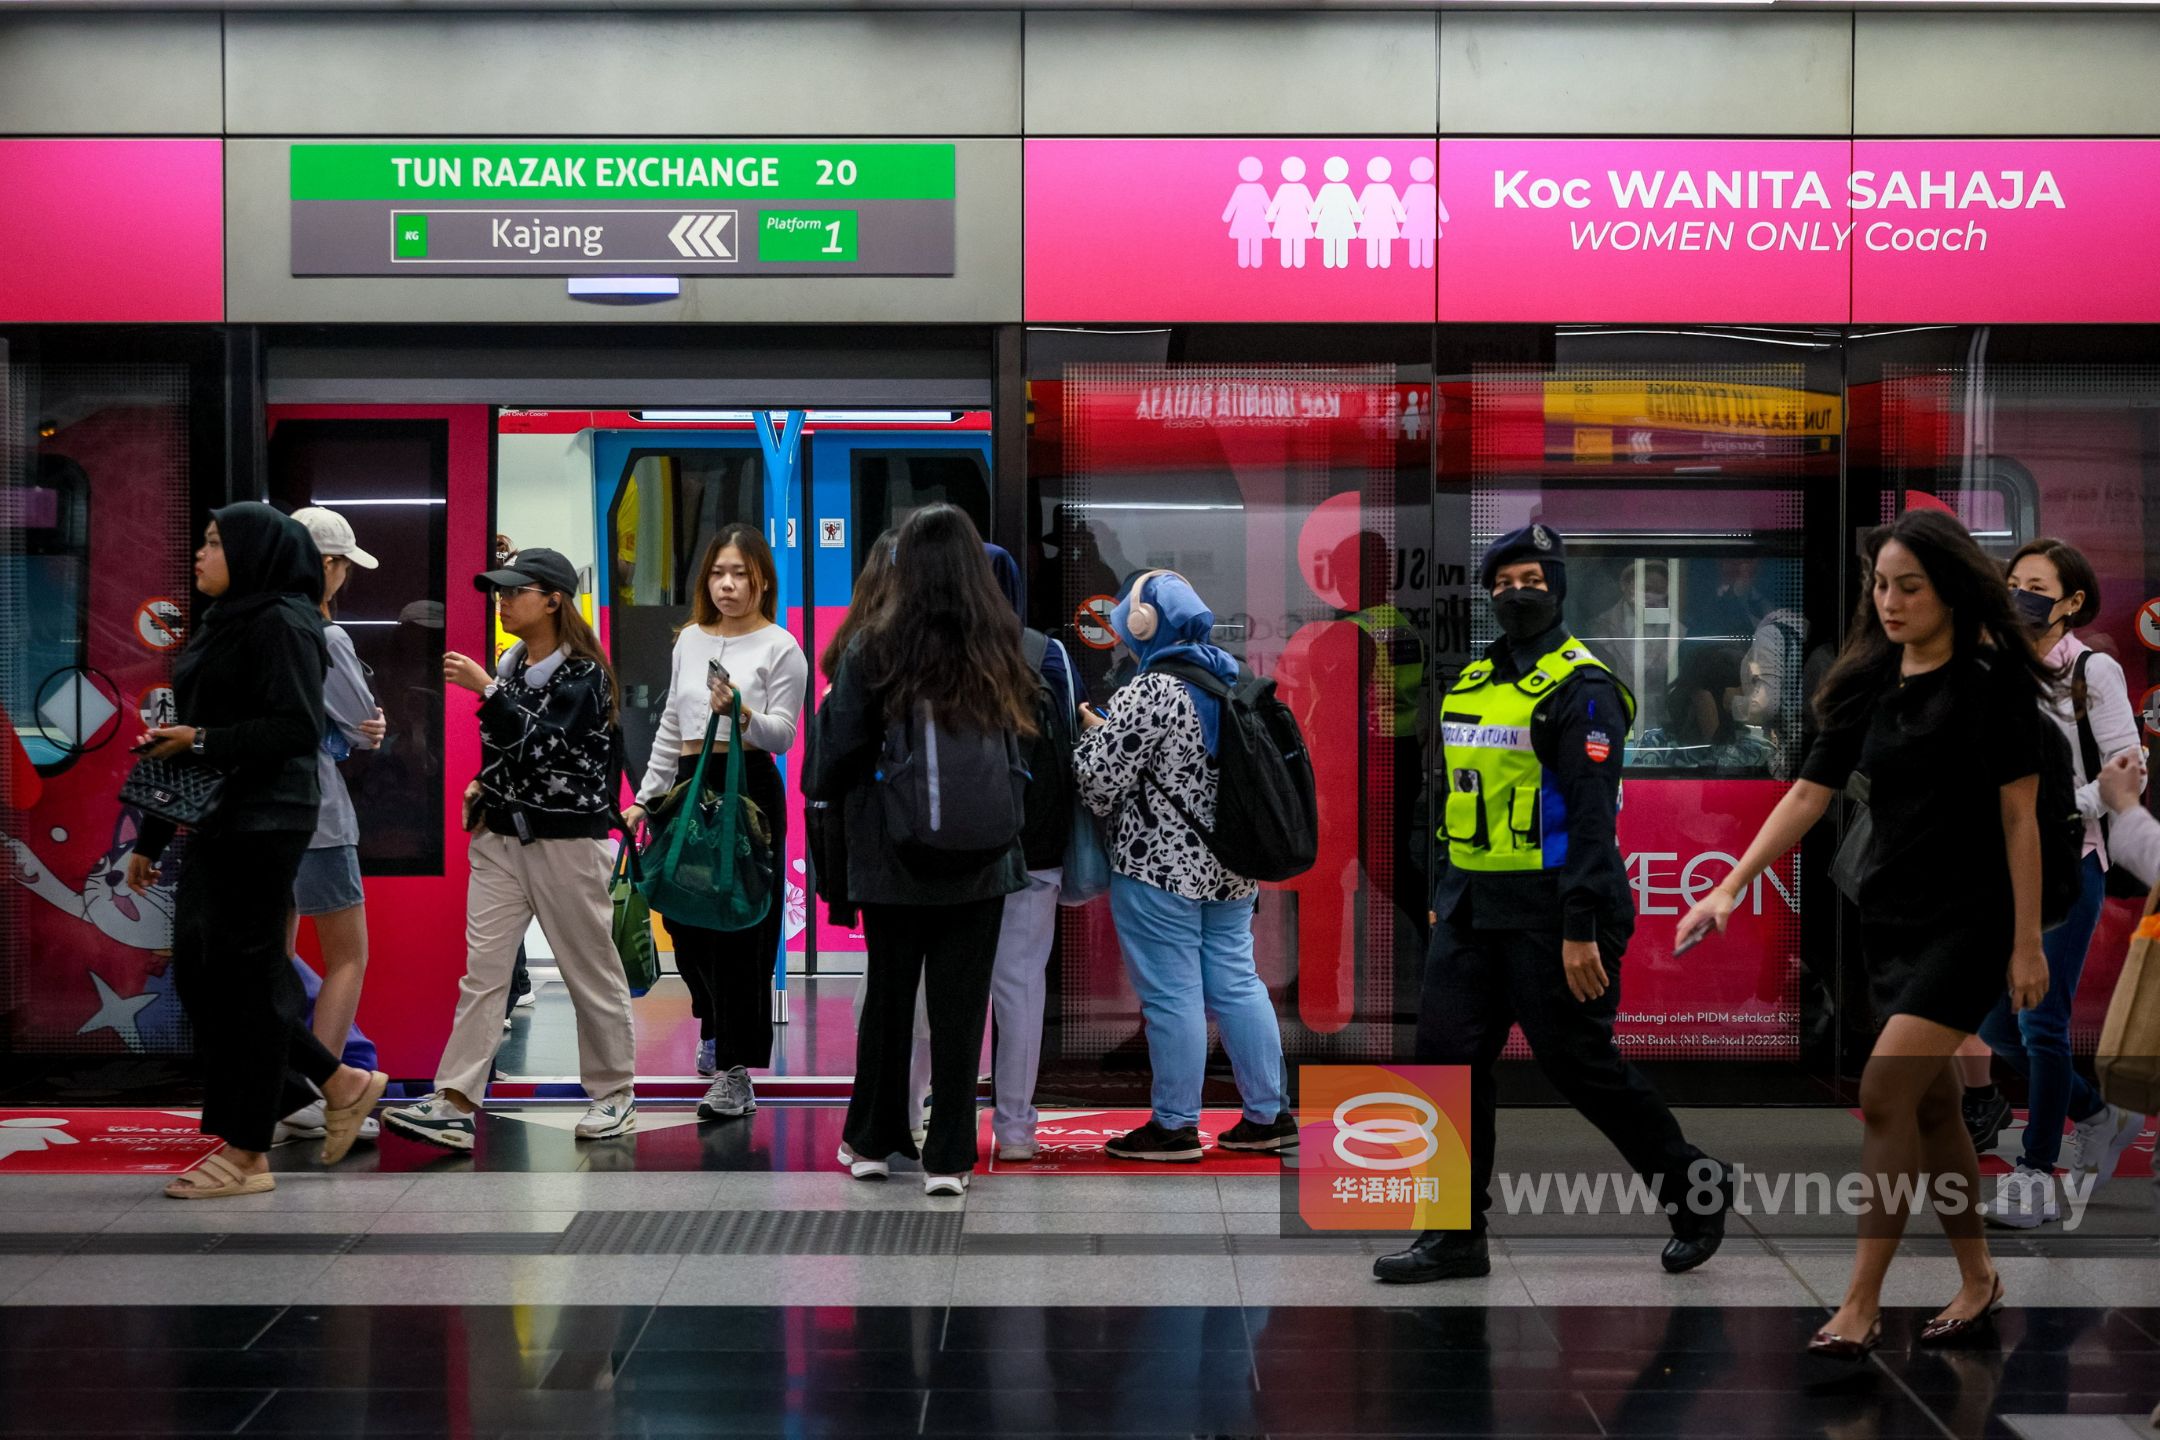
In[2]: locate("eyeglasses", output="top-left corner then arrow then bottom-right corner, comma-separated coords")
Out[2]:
494,583 -> 547,598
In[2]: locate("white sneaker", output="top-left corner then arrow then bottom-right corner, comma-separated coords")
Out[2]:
1981,1166 -> 2061,1229
574,1089 -> 636,1140
923,1172 -> 970,1197
836,1144 -> 888,1180
2063,1105 -> 2146,1187
383,1093 -> 477,1151
503,1017 -> 514,1031
515,990 -> 537,1009
995,1142 -> 1038,1162
273,1100 -> 328,1144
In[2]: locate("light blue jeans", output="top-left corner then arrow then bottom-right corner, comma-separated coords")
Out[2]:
1109,872 -> 1287,1131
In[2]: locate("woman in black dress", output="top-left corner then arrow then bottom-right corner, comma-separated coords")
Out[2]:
1679,509 -> 2052,1359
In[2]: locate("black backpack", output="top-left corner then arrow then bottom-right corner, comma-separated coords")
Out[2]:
1147,659 -> 1318,883
1019,630 -> 1077,871
2035,701 -> 2086,932
876,699 -> 1029,875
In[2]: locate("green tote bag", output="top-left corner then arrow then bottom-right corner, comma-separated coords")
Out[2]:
636,700 -> 774,933
611,841 -> 660,997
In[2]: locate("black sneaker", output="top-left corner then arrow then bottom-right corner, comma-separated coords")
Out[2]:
1217,1110 -> 1298,1151
1105,1120 -> 1204,1163
1963,1087 -> 2012,1154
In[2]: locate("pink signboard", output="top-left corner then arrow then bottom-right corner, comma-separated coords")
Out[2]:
1852,140 -> 2160,322
1436,139 -> 1853,324
0,140 -> 224,323
1024,139 -> 1439,323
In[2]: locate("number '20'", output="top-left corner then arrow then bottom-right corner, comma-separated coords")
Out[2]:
816,159 -> 859,187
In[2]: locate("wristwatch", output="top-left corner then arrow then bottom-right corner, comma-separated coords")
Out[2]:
190,728 -> 208,756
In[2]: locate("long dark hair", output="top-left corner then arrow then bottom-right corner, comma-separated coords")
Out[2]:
554,593 -> 622,722
1813,508 -> 2056,732
685,522 -> 778,629
820,529 -> 898,681
854,505 -> 1038,736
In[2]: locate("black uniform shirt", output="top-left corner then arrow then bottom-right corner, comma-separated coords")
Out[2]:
1432,621 -> 1635,944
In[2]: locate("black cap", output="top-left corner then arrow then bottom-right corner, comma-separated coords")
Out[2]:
475,546 -> 579,596
1479,523 -> 1567,597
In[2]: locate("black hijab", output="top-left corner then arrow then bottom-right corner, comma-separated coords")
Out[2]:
173,502 -> 328,700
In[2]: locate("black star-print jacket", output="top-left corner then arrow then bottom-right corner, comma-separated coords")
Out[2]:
474,651 -> 620,842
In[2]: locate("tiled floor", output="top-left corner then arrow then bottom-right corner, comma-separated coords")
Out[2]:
3,1104 -> 2157,1435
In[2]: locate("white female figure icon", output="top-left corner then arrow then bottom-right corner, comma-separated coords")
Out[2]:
1356,158 -> 1408,270
1222,157 -> 1273,269
1310,157 -> 1363,270
1402,156 -> 1448,270
1266,157 -> 1316,269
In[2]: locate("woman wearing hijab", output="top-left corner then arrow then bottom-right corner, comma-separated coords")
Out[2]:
1073,570 -> 1290,1162
126,504 -> 390,1197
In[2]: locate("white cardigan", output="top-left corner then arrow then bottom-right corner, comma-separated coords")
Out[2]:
636,621 -> 809,805
2048,634 -> 2142,865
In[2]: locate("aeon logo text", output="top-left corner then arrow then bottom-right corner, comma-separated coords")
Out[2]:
1628,849 -> 1798,918
1331,1092 -> 1440,1173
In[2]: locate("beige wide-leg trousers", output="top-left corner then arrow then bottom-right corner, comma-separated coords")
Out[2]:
434,831 -> 637,1104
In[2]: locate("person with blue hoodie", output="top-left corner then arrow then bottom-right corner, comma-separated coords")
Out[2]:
1072,570 -> 1292,1161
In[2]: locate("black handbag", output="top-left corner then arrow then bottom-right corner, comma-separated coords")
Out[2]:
1829,772 -> 1873,904
119,752 -> 227,828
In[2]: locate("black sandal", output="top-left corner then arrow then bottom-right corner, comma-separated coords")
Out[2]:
1917,1271 -> 2005,1347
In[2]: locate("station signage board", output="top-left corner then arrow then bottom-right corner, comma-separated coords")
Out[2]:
289,143 -> 956,277
1025,137 -> 2160,324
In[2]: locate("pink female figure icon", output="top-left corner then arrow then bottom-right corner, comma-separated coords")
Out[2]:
1310,157 -> 1363,270
1266,157 -> 1317,269
1223,157 -> 1274,269
1402,156 -> 1447,270
1356,157 -> 1409,269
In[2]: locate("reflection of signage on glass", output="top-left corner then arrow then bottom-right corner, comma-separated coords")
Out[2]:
1546,381 -> 1842,438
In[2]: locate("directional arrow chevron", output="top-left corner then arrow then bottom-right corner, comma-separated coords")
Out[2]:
669,212 -> 736,261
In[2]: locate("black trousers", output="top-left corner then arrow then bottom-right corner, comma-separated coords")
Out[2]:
173,829 -> 344,1153
673,751 -> 786,1068
1415,916 -> 1704,1235
847,897 -> 1004,1175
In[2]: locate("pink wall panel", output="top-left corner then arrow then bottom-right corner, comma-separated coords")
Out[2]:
0,140 -> 223,323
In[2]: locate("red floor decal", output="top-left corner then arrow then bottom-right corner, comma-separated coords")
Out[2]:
0,1109 -> 222,1174
980,1110 -> 1286,1175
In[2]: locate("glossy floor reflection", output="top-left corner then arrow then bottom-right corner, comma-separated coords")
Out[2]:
1,1302 -> 2157,1437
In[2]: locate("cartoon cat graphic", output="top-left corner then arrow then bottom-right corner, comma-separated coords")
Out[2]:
4,807 -> 178,951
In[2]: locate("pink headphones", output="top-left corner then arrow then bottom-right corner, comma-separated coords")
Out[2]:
1123,569 -> 1179,643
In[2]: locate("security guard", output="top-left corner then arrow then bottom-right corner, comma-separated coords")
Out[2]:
1375,524 -> 1732,1283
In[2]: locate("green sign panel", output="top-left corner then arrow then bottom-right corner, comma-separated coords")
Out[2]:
289,142 -> 956,278
290,144 -> 954,202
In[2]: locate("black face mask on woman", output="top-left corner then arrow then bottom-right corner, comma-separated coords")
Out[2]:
1493,586 -> 1561,644
2010,587 -> 2058,632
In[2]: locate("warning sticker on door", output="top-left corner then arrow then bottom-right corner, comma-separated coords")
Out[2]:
135,598 -> 184,651
818,518 -> 845,549
1075,594 -> 1118,650
2139,597 -> 2160,652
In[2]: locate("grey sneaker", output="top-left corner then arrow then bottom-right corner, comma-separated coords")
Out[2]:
698,1067 -> 757,1122
695,1039 -> 719,1078
574,1089 -> 637,1140
383,1093 -> 477,1151
2063,1104 -> 2145,1187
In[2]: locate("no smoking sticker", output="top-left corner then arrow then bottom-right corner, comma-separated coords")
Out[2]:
1074,594 -> 1118,650
2139,598 -> 2160,652
135,598 -> 184,651
2142,684 -> 2160,736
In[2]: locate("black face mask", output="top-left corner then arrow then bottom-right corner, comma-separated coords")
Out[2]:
1493,586 -> 1561,644
2010,588 -> 2059,632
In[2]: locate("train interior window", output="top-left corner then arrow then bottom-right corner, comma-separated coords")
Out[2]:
849,449 -> 990,575
5,454 -> 91,768
266,420 -> 449,875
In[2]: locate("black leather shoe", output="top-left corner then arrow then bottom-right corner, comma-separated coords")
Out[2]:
1661,1160 -> 1734,1274
1373,1230 -> 1491,1283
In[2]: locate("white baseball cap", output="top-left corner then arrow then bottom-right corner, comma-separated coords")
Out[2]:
292,506 -> 379,569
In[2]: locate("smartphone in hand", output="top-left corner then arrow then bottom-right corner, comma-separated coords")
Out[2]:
708,657 -> 731,689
